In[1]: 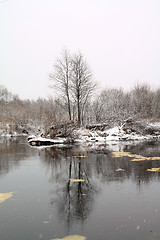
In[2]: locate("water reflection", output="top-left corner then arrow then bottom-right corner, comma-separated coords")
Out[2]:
38,140 -> 160,230
0,138 -> 160,239
0,138 -> 29,177
40,146 -> 99,230
40,140 -> 160,184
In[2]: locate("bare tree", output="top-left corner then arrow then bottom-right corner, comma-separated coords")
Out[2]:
153,89 -> 160,117
71,52 -> 96,125
49,50 -> 96,126
49,49 -> 72,120
130,84 -> 153,117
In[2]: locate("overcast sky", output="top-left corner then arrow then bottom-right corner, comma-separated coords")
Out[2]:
1,0 -> 160,99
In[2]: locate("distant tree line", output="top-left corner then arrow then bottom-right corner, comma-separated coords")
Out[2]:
91,84 -> 160,126
0,82 -> 160,135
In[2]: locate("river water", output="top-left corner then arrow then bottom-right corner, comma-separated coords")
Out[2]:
0,137 -> 160,240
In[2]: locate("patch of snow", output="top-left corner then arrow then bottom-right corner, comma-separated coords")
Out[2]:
28,137 -> 67,145
148,122 -> 160,128
105,126 -> 122,135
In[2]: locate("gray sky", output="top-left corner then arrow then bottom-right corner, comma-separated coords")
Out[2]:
1,0 -> 160,99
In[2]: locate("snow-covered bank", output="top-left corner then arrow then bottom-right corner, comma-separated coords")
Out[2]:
0,122 -> 43,138
74,118 -> 160,142
0,132 -> 27,138
1,119 -> 160,146
75,125 -> 160,143
28,122 -> 160,147
0,124 -> 27,138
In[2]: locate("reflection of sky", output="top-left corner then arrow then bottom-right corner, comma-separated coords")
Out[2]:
0,0 -> 160,99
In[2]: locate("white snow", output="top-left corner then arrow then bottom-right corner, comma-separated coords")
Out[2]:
28,137 -> 67,145
148,122 -> 160,128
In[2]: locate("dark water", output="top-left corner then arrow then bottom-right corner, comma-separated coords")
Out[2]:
0,137 -> 160,240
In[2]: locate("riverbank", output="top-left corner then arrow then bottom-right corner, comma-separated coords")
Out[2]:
27,119 -> 160,146
1,119 -> 160,145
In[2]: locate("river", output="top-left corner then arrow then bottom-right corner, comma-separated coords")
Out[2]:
0,137 -> 160,240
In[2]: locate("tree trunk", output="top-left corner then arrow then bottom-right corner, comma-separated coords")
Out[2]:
77,96 -> 81,126
67,91 -> 72,120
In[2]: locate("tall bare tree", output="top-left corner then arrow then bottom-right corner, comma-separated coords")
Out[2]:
49,50 -> 96,125
71,52 -> 96,125
49,49 -> 72,120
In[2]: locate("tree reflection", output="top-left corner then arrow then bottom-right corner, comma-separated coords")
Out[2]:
58,158 -> 97,230
0,137 -> 30,177
40,146 -> 99,230
39,141 -> 160,230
